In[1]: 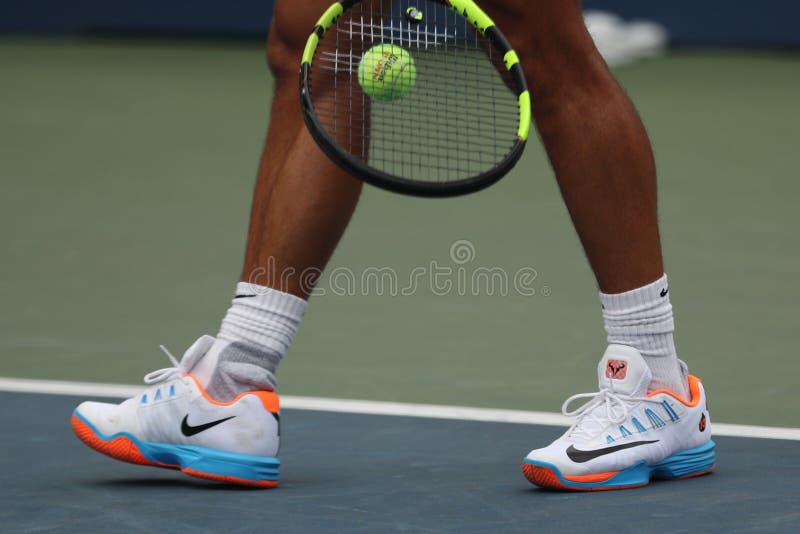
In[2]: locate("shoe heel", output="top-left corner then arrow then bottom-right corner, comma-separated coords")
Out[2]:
181,447 -> 280,488
140,443 -> 280,488
651,440 -> 715,480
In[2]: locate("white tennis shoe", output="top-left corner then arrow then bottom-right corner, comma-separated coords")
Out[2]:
71,336 -> 281,488
522,344 -> 715,490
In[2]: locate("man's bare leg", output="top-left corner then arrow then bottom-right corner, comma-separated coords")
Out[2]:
486,0 -> 662,294
480,0 -> 685,397
190,1 -> 367,401
242,1 -> 364,299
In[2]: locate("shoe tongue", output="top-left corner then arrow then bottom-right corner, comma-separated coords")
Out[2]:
597,345 -> 651,396
179,335 -> 218,379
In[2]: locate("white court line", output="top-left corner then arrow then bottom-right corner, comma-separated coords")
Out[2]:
2,376 -> 799,441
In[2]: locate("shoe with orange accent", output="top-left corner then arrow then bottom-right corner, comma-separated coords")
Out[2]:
522,345 -> 715,491
71,336 -> 280,488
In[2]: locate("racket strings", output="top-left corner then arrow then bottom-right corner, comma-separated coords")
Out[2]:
308,0 -> 521,183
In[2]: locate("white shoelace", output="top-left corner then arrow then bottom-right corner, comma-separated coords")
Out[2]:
562,385 -> 663,441
142,345 -> 185,385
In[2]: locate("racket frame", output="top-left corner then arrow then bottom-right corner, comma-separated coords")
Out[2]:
300,0 -> 531,198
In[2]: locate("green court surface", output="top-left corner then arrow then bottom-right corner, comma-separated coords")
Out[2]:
1,39 -> 798,427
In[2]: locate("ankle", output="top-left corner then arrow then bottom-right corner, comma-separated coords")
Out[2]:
599,274 -> 689,399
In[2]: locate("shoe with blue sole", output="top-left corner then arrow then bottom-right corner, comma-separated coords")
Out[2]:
522,345 -> 715,491
71,336 -> 281,488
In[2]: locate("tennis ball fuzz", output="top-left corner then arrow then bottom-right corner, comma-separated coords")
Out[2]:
358,44 -> 417,102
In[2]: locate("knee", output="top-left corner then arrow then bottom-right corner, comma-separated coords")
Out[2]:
493,4 -> 608,97
266,24 -> 306,81
516,28 -> 610,102
267,1 -> 334,80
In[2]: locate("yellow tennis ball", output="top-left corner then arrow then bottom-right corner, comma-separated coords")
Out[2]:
358,44 -> 417,102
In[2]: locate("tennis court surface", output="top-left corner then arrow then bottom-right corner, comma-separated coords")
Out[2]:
2,387 -> 799,532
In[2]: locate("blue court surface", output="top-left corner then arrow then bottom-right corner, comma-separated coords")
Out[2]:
2,389 -> 798,533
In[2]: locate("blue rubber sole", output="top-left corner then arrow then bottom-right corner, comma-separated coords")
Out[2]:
72,410 -> 279,486
523,440 -> 716,490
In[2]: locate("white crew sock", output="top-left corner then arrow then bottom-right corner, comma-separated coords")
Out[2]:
192,282 -> 307,401
599,274 -> 689,399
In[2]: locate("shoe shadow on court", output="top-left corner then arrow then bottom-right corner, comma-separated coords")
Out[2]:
86,477 -> 265,491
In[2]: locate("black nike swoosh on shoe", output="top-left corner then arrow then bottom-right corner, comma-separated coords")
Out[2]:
233,294 -> 256,299
180,415 -> 236,437
566,440 -> 659,463
660,287 -> 669,297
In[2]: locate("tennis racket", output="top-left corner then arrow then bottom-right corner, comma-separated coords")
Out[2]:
300,0 -> 531,198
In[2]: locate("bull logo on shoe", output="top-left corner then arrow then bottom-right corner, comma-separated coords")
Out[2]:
699,413 -> 707,432
605,359 -> 628,380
